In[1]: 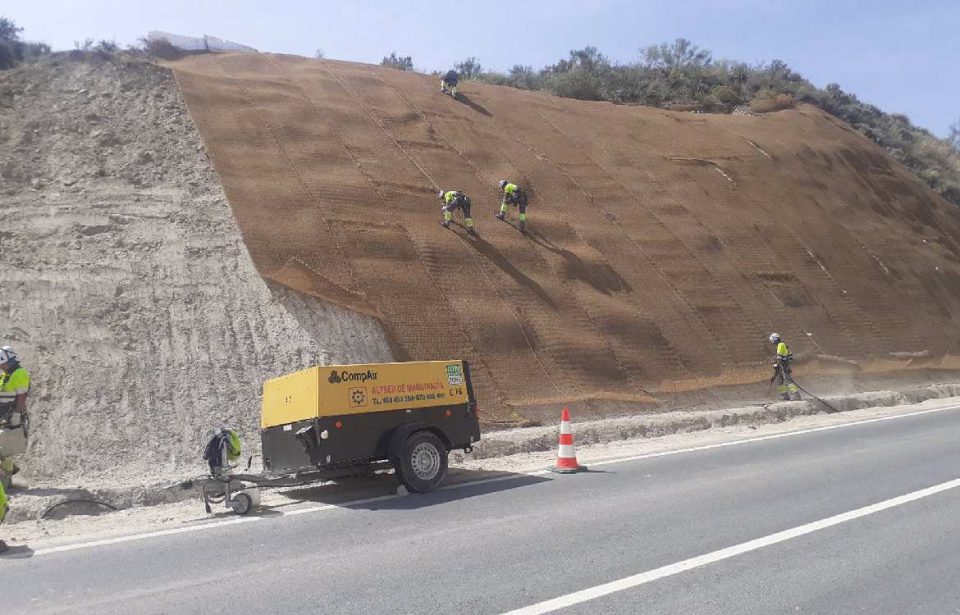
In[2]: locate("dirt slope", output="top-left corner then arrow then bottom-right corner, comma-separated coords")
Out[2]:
171,53 -> 960,423
0,55 -> 392,486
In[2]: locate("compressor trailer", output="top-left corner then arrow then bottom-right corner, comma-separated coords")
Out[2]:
194,360 -> 481,514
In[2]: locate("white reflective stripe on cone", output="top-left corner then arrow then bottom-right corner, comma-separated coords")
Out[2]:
558,444 -> 576,458
560,421 -> 572,435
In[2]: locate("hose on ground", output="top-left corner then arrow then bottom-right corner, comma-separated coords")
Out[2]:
40,498 -> 118,519
793,381 -> 840,414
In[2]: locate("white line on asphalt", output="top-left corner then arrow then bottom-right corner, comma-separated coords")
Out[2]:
503,476 -> 960,614
22,403 -> 959,557
33,516 -> 260,555
587,404 -> 960,469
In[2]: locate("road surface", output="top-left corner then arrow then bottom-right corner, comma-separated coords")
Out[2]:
4,404 -> 960,614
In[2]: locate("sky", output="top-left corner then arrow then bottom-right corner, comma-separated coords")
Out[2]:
7,0 -> 959,137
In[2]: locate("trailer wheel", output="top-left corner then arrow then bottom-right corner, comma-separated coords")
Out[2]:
396,431 -> 448,493
230,492 -> 253,516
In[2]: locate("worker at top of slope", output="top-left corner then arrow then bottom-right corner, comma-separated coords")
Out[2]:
0,346 -> 30,487
440,69 -> 459,98
769,333 -> 801,401
496,180 -> 529,231
438,190 -> 476,235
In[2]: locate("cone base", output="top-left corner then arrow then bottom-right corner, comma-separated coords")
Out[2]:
549,464 -> 587,474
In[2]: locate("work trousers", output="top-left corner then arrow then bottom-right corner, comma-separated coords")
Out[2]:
774,365 -> 801,401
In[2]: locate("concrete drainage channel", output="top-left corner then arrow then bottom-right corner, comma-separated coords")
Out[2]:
4,482 -> 203,525
7,383 -> 960,525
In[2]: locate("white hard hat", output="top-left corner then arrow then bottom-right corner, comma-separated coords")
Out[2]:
768,332 -> 781,344
498,180 -> 508,189
0,349 -> 9,364
437,190 -> 445,199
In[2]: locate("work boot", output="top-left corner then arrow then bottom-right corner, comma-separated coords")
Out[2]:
468,227 -> 477,236
440,220 -> 450,228
519,220 -> 526,231
495,212 -> 505,220
791,392 -> 802,401
0,540 -> 8,554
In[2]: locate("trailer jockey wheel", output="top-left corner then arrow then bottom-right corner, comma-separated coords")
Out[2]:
396,431 -> 448,493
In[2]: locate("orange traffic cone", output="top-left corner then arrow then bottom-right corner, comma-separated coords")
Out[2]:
550,407 -> 587,473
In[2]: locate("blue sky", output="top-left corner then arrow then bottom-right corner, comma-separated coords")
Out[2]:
8,0 -> 959,136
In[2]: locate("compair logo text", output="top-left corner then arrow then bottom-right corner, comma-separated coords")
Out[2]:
328,369 -> 378,384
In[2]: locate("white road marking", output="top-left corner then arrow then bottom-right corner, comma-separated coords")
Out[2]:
33,517 -> 260,555
587,404 -> 960,468
504,476 -> 960,614
20,402 -> 959,557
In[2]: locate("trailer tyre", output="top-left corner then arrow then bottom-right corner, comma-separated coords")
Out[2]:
397,431 -> 448,493
231,492 -> 253,516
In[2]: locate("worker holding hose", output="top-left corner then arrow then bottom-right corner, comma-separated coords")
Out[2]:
769,333 -> 801,401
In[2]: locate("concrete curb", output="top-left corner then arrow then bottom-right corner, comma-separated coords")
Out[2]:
465,383 -> 960,460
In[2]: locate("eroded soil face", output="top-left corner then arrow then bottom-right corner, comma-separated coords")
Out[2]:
0,55 -> 391,486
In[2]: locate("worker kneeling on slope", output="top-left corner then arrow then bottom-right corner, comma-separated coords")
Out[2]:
769,332 -> 801,401
438,189 -> 476,234
440,69 -> 459,98
0,346 -> 30,489
496,180 -> 529,230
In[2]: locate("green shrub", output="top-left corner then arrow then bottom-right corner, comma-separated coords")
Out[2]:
0,16 -> 50,69
749,92 -> 795,113
381,52 -> 413,71
455,57 -> 483,80
141,37 -> 184,61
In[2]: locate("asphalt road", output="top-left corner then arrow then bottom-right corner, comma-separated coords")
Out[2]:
4,405 -> 960,614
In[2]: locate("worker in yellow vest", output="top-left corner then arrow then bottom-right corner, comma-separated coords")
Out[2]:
769,333 -> 801,401
496,180 -> 529,231
438,190 -> 476,235
0,347 -> 30,485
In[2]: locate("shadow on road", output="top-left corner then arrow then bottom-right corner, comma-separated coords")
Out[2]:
275,468 -> 548,512
0,544 -> 35,559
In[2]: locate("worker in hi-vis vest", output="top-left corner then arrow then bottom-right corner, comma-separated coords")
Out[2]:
496,180 -> 529,230
438,190 -> 475,234
769,333 -> 801,401
0,347 -> 29,486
